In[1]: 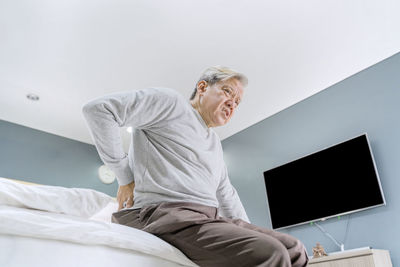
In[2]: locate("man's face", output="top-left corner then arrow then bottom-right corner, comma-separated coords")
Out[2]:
197,78 -> 244,127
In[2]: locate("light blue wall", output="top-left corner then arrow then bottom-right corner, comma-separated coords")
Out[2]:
0,120 -> 118,196
222,52 -> 400,264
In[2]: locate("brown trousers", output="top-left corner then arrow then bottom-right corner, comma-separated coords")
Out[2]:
112,202 -> 309,267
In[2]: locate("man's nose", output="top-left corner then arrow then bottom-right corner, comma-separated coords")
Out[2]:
226,99 -> 236,109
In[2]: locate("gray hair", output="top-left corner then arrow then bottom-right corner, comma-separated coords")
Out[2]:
190,65 -> 248,100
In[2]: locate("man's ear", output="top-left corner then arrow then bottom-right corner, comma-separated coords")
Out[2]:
196,80 -> 208,96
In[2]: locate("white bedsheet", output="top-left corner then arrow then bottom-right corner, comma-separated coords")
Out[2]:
0,178 -> 197,266
0,205 -> 197,267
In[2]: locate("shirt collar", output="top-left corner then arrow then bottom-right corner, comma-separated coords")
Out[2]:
189,103 -> 209,130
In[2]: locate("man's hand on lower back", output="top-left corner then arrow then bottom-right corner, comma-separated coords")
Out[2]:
117,182 -> 135,211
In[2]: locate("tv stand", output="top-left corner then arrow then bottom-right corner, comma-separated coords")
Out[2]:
328,246 -> 371,255
309,248 -> 392,267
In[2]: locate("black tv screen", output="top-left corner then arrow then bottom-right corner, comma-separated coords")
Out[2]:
263,134 -> 385,229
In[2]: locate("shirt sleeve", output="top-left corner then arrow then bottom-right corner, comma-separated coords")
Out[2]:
216,164 -> 250,223
82,87 -> 180,186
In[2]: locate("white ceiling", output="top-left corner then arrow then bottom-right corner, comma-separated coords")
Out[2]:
1,0 -> 400,152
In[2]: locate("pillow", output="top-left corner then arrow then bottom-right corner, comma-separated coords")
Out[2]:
0,177 -> 113,218
89,200 -> 119,222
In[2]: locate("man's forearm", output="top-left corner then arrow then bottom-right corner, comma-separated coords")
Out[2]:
82,99 -> 134,185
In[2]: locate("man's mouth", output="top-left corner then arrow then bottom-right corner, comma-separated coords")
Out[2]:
223,108 -> 230,118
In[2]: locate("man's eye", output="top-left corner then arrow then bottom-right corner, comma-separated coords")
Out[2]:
224,88 -> 232,95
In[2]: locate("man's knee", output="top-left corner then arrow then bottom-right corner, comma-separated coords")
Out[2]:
249,237 -> 291,267
290,239 -> 309,267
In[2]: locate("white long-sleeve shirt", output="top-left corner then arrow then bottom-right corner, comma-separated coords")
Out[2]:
82,87 -> 249,222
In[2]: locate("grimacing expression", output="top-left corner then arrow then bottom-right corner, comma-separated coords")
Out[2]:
197,78 -> 244,127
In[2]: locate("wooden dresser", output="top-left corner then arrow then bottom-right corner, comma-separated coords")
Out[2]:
308,249 -> 392,267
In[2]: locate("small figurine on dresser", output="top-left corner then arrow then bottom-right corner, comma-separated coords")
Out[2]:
312,242 -> 328,258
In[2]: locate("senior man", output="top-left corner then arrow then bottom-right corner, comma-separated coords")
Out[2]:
82,66 -> 309,267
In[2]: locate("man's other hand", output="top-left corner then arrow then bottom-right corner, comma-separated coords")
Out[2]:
117,182 -> 135,211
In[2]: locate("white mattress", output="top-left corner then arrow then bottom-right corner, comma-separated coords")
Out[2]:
0,205 -> 197,267
0,234 -> 188,267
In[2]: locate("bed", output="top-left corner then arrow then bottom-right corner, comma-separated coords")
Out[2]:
0,177 -> 198,267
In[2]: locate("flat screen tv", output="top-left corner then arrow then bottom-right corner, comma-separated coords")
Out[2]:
263,134 -> 386,230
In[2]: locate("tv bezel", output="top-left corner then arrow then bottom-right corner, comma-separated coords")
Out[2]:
263,133 -> 386,230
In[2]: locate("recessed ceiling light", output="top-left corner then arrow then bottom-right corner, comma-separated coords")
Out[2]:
127,127 -> 133,133
26,93 -> 40,101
